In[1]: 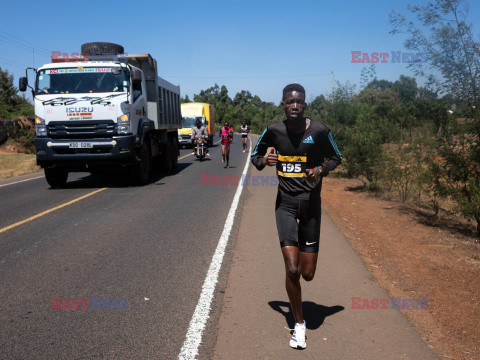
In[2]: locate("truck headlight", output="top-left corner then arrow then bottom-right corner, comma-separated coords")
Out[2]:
35,116 -> 47,137
117,113 -> 130,135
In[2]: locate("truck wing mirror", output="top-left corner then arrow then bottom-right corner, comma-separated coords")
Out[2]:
112,67 -> 122,75
19,77 -> 28,92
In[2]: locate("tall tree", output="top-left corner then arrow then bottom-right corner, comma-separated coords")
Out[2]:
0,67 -> 34,119
390,0 -> 480,235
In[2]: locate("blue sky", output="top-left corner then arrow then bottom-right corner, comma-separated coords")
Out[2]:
1,0 -> 479,103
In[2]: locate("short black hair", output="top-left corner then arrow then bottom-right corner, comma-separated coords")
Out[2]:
283,83 -> 305,100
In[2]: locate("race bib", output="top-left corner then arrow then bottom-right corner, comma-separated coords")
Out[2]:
277,155 -> 307,178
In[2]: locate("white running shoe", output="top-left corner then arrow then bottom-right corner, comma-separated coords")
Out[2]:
289,321 -> 306,349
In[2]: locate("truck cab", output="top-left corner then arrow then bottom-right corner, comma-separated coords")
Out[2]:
19,43 -> 181,187
179,103 -> 215,147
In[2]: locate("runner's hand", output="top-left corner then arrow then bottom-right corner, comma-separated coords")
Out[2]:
262,148 -> 277,166
304,167 -> 322,182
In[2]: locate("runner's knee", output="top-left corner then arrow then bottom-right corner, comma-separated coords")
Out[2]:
302,271 -> 315,282
285,264 -> 300,281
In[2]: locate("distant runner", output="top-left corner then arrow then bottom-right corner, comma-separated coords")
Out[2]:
219,122 -> 233,168
228,123 -> 234,143
240,122 -> 250,153
251,83 -> 342,349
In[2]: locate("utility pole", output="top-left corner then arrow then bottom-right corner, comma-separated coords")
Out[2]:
331,71 -> 334,95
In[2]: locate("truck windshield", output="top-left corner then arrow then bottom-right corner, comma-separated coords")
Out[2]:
182,117 -> 204,128
35,67 -> 129,95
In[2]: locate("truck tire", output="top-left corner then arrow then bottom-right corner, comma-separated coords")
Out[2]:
81,42 -> 124,55
133,141 -> 151,185
44,168 -> 68,188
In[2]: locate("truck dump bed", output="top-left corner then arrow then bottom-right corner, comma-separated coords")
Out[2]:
126,54 -> 181,131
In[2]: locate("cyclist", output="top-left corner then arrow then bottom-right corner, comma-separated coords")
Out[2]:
191,119 -> 209,157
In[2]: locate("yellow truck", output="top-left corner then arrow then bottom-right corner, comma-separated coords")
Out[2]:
179,103 -> 215,147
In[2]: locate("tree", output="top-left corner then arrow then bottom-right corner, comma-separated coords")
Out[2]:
360,64 -> 377,89
390,0 -> 480,109
392,75 -> 418,103
366,79 -> 394,91
0,67 -> 34,119
390,0 -> 480,235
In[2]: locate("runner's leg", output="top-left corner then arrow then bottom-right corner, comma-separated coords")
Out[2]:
276,191 -> 304,324
298,252 -> 318,281
221,144 -> 225,162
281,246 -> 303,324
297,193 -> 321,281
226,144 -> 230,167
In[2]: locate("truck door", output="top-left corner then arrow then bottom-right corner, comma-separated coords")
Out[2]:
131,69 -> 147,131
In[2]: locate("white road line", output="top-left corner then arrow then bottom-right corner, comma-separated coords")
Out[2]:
0,175 -> 44,188
178,136 -> 252,360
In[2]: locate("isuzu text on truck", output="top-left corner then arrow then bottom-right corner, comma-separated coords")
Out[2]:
19,42 -> 181,187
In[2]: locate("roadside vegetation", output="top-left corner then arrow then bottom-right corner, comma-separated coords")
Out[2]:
0,153 -> 39,178
184,0 -> 480,237
0,1 -> 478,235
0,66 -> 36,178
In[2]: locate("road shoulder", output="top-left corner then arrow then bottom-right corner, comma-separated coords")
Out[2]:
322,177 -> 480,360
213,165 -> 439,360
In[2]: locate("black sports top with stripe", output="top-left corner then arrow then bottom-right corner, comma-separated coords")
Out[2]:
251,118 -> 342,193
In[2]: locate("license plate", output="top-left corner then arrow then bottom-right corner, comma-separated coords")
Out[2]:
69,142 -> 93,149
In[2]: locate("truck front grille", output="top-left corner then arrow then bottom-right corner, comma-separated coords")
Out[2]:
47,120 -> 116,139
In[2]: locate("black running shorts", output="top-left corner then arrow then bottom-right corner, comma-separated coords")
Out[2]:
275,189 -> 321,253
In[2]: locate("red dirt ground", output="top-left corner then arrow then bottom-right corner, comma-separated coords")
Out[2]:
322,177 -> 480,360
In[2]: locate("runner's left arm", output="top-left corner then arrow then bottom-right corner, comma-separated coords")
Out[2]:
319,130 -> 342,176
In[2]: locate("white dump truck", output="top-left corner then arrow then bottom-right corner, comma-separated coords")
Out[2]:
19,42 -> 181,187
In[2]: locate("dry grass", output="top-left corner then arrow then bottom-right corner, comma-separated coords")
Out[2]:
0,153 -> 40,179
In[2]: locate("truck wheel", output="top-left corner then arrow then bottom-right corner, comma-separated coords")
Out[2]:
134,141 -> 151,185
44,168 -> 68,188
81,42 -> 124,55
170,138 -> 178,170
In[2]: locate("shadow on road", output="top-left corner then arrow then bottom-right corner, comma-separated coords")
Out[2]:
268,300 -> 344,329
51,162 -> 193,189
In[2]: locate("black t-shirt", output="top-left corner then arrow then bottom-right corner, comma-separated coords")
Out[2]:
251,118 -> 342,193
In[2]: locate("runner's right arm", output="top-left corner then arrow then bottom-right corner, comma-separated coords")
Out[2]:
251,126 -> 274,170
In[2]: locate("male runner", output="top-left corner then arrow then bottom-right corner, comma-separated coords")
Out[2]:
240,122 -> 250,152
251,83 -> 342,349
219,122 -> 233,168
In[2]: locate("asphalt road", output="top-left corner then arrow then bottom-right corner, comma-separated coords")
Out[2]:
0,134 -> 250,359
